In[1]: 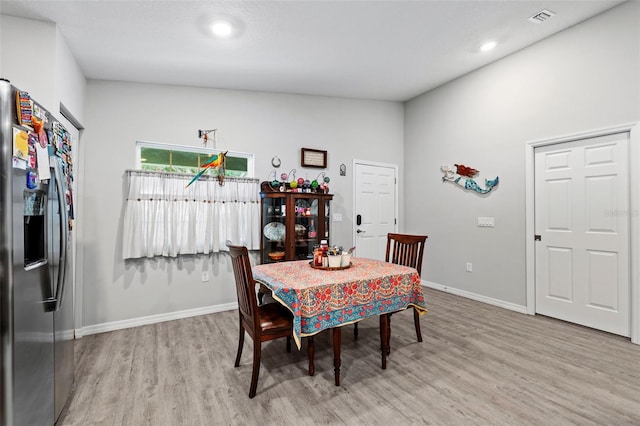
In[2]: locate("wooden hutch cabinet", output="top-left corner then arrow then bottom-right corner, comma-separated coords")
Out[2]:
260,182 -> 333,264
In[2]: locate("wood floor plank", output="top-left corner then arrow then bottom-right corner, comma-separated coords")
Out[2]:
58,288 -> 640,425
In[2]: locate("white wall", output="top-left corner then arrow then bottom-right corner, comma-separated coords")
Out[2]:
1,15 -> 57,112
55,27 -> 87,126
81,81 -> 404,330
404,2 -> 640,307
1,15 -> 86,122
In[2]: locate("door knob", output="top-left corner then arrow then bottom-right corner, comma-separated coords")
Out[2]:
356,229 -> 366,234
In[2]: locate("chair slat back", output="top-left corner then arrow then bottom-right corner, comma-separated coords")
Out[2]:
385,233 -> 428,276
227,242 -> 258,328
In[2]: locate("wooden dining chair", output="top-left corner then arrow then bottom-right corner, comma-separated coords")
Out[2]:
226,242 -> 293,398
354,233 -> 427,350
385,233 -> 427,345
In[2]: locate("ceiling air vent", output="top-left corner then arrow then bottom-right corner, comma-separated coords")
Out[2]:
528,9 -> 556,24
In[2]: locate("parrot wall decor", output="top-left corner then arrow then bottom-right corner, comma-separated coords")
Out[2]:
186,151 -> 228,188
441,163 -> 499,194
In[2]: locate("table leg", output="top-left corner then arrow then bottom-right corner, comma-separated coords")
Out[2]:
307,336 -> 315,376
332,327 -> 342,386
387,314 -> 392,356
380,314 -> 389,369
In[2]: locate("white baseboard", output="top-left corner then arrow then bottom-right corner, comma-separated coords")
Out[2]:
422,280 -> 528,315
75,282 -> 527,338
76,302 -> 239,338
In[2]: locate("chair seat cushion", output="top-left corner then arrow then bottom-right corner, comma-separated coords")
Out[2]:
258,303 -> 293,333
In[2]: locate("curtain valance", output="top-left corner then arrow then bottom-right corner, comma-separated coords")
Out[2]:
122,170 -> 261,259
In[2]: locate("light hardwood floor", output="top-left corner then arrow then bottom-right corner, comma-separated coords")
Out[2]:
59,288 -> 640,425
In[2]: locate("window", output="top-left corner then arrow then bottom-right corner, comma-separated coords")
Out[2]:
122,171 -> 261,259
125,141 -> 259,259
136,140 -> 254,178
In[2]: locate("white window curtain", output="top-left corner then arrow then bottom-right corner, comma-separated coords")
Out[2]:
122,170 -> 261,259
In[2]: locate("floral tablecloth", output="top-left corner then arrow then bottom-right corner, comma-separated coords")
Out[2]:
252,257 -> 427,349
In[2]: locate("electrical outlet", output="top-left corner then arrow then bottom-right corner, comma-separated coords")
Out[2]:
202,271 -> 209,282
466,262 -> 472,272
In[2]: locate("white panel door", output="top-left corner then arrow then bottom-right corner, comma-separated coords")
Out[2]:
354,162 -> 397,261
535,132 -> 630,336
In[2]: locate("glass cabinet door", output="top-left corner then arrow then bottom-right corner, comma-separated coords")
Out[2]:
324,199 -> 330,240
293,196 -> 319,260
261,196 -> 286,263
260,186 -> 332,264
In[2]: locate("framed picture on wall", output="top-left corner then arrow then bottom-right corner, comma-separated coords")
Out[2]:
301,148 -> 327,168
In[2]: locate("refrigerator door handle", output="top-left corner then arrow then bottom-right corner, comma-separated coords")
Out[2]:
43,297 -> 57,312
24,259 -> 48,272
52,159 -> 69,312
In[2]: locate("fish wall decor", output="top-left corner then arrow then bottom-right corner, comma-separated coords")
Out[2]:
441,164 -> 499,194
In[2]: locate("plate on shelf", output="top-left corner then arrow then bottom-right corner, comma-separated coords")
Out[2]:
310,199 -> 318,216
295,199 -> 309,215
295,199 -> 309,209
264,222 -> 286,241
295,224 -> 306,239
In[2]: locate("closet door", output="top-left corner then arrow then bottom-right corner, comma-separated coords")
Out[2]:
535,132 -> 630,336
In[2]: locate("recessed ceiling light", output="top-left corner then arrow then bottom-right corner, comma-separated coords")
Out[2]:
211,20 -> 233,38
480,41 -> 497,52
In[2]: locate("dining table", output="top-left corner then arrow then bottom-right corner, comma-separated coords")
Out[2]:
252,257 -> 427,385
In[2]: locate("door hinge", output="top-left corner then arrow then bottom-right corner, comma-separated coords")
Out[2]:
534,234 -> 542,241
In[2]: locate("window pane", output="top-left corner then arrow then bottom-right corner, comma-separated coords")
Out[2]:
198,153 -> 215,167
226,156 -> 247,172
137,142 -> 252,178
141,147 -> 170,165
172,151 -> 199,168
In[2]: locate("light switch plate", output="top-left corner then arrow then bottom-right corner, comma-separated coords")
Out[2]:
478,217 -> 495,227
333,213 -> 343,222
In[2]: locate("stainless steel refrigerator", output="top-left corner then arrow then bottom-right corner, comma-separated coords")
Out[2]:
0,79 -> 74,425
